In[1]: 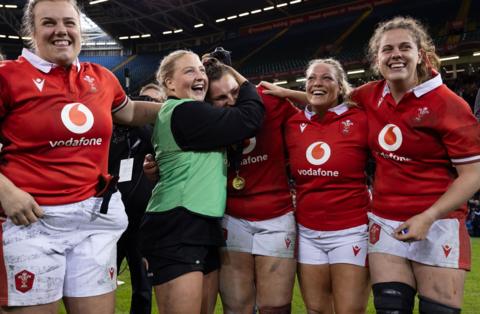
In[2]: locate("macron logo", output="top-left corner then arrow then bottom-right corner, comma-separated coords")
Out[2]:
33,78 -> 45,92
300,123 -> 307,133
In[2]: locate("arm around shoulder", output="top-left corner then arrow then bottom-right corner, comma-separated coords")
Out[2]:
171,82 -> 264,150
113,98 -> 162,126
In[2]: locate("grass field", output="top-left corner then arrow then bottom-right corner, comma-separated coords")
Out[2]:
60,237 -> 480,313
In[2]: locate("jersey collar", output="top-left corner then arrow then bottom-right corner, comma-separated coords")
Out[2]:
381,72 -> 443,98
304,103 -> 349,120
21,48 -> 81,73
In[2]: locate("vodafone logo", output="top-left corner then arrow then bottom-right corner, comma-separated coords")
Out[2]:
61,103 -> 94,134
378,124 -> 402,152
306,141 -> 331,165
242,137 -> 256,154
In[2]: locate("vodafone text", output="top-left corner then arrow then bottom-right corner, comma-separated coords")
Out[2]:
297,168 -> 340,177
50,137 -> 103,148
241,154 -> 268,166
377,151 -> 411,162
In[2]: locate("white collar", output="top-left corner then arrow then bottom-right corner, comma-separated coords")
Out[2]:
382,73 -> 443,98
22,48 -> 81,73
304,103 -> 349,120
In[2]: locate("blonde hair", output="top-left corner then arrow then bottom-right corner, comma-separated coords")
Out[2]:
306,58 -> 355,106
139,82 -> 165,102
367,16 -> 440,84
22,0 -> 82,50
155,50 -> 196,94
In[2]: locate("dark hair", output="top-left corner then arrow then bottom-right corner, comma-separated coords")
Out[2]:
203,57 -> 230,82
208,47 -> 232,66
202,57 -> 235,100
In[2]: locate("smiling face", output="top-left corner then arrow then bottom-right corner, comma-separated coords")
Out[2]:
208,73 -> 240,108
377,28 -> 421,90
165,53 -> 208,101
32,0 -> 81,66
305,63 -> 341,111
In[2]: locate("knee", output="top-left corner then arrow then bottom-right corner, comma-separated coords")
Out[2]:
372,282 -> 416,314
258,303 -> 291,314
418,295 -> 461,314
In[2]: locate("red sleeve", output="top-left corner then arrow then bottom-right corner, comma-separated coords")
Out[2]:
437,87 -> 480,164
257,85 -> 299,123
351,82 -> 380,110
282,98 -> 300,123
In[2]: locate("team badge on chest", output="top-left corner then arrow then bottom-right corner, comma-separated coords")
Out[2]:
340,119 -> 353,135
83,75 -> 98,93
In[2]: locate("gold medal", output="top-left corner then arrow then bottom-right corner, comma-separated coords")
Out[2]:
232,176 -> 245,190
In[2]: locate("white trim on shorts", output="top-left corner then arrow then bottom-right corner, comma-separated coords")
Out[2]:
297,223 -> 368,266
221,212 -> 296,258
0,192 -> 128,306
368,212 -> 470,269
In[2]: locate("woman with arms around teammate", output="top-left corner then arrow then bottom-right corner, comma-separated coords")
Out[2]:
283,59 -> 370,314
258,58 -> 372,314
143,54 -> 297,314
139,50 -> 264,314
202,57 -> 299,314
352,17 -> 480,314
0,1 -> 160,314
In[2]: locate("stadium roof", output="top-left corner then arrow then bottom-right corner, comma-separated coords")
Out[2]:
79,0 -> 350,43
0,0 -> 365,48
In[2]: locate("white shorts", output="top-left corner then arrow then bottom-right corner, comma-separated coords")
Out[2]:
0,193 -> 128,306
221,212 -> 296,258
368,212 -> 470,270
297,224 -> 368,266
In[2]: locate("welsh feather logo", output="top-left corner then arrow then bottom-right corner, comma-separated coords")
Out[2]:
378,124 -> 402,152
242,137 -> 256,154
305,141 -> 331,165
61,103 -> 94,134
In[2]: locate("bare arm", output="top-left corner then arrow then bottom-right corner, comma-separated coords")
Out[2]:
395,162 -> 480,241
113,99 -> 162,126
258,81 -> 308,104
0,173 -> 43,225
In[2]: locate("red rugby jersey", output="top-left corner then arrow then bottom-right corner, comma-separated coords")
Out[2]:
286,104 -> 370,231
352,74 -> 480,221
0,49 -> 127,206
226,86 -> 299,221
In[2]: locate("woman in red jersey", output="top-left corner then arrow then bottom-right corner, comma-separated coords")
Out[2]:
281,58 -> 370,314
262,58 -> 372,314
0,1 -> 160,313
207,58 -> 298,314
352,17 -> 480,314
